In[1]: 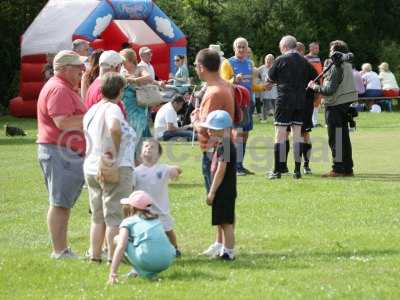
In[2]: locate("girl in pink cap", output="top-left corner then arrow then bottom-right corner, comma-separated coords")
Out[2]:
108,191 -> 175,284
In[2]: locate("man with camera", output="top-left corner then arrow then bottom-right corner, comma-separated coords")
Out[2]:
307,40 -> 357,177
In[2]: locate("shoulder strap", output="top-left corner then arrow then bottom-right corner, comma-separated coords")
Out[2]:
86,101 -> 110,149
86,102 -> 103,131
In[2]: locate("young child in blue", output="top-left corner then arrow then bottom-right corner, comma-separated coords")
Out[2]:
200,110 -> 237,260
108,191 -> 175,284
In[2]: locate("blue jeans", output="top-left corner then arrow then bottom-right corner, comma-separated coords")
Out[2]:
162,130 -> 195,141
364,89 -> 383,97
202,152 -> 212,193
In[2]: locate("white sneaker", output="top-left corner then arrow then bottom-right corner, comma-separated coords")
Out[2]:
123,269 -> 139,279
50,248 -> 78,260
201,243 -> 223,257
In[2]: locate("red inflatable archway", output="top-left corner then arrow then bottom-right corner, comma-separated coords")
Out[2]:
10,0 -> 187,117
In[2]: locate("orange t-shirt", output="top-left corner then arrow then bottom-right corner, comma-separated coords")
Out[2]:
197,81 -> 235,151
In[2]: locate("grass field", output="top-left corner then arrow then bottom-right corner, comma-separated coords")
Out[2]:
1,112 -> 400,299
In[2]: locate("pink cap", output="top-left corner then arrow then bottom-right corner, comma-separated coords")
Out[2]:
120,191 -> 152,210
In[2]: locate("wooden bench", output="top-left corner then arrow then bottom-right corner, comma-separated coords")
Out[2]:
355,96 -> 400,111
357,96 -> 400,102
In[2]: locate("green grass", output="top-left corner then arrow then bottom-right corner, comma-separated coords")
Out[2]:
1,112 -> 400,299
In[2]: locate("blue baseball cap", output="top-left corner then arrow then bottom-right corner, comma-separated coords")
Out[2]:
200,110 -> 232,130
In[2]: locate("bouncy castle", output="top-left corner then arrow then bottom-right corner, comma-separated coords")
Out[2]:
10,0 -> 187,117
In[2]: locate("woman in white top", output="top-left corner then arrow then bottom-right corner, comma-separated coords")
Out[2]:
83,72 -> 137,263
378,62 -> 398,111
378,62 -> 399,89
361,63 -> 383,97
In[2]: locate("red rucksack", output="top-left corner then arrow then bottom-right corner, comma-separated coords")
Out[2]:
233,84 -> 251,127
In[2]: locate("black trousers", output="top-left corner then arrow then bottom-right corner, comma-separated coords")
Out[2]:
325,103 -> 354,174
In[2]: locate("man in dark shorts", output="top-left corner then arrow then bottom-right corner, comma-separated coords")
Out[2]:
301,83 -> 317,174
279,42 -> 318,175
298,42 -> 319,174
267,35 -> 316,179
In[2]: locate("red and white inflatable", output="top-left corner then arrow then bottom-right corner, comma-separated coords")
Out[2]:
10,0 -> 187,117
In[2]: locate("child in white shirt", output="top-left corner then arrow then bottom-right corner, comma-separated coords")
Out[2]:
133,138 -> 182,256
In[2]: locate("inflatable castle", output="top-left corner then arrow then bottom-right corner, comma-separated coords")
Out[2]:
10,0 -> 187,117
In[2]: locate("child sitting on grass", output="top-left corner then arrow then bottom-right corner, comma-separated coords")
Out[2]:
133,138 -> 183,256
200,110 -> 237,260
108,191 -> 175,284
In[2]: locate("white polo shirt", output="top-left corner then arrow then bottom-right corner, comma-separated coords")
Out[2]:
362,71 -> 382,90
138,61 -> 155,80
154,102 -> 178,139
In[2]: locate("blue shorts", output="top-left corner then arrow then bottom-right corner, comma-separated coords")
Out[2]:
236,102 -> 254,132
38,144 -> 84,209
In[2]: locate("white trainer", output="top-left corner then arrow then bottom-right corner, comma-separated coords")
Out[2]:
50,248 -> 78,260
123,269 -> 139,279
201,243 -> 223,257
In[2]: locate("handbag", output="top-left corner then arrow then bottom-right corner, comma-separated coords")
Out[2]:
97,152 -> 119,185
86,101 -> 120,185
135,84 -> 163,107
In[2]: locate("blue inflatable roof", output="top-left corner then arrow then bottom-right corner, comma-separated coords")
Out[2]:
74,0 -> 185,44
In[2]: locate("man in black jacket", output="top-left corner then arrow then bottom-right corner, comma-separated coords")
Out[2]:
267,35 -> 316,179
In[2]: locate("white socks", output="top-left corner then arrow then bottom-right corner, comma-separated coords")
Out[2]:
215,242 -> 223,249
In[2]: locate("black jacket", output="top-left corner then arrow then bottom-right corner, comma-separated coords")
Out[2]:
269,51 -> 316,110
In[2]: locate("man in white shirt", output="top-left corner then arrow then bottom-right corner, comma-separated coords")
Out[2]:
361,63 -> 383,97
138,46 -> 165,87
154,95 -> 195,141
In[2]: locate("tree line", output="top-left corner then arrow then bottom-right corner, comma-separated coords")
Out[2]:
1,0 -> 400,110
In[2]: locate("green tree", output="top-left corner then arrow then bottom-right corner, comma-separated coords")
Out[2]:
2,0 -> 400,111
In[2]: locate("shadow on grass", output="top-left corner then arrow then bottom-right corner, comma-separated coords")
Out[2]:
164,269 -> 227,281
181,255 -> 310,271
358,125 -> 400,129
355,173 -> 400,181
170,182 -> 204,189
0,137 -> 36,145
178,248 -> 400,271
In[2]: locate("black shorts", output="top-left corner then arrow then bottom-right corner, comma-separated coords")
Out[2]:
274,107 -> 303,126
212,196 -> 235,225
302,107 -> 313,133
